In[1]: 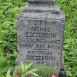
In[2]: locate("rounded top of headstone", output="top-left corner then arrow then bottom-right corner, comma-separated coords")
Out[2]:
27,0 -> 55,3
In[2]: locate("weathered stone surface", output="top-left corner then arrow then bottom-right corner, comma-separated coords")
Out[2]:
16,0 -> 65,72
27,0 -> 55,3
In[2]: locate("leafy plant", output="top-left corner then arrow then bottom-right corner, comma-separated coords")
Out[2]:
6,68 -> 12,77
13,62 -> 39,77
5,62 -> 57,77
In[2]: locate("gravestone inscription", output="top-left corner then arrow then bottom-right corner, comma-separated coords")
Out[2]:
16,0 -> 65,72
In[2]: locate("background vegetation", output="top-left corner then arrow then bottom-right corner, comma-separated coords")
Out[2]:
0,0 -> 77,77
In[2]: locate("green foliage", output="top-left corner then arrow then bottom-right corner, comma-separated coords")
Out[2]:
0,0 -> 26,54
33,64 -> 57,77
0,0 -> 26,75
6,68 -> 12,77
2,63 -> 56,77
14,62 -> 39,77
0,53 -> 16,74
0,62 -> 39,77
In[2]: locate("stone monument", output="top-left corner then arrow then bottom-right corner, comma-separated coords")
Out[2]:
16,0 -> 65,74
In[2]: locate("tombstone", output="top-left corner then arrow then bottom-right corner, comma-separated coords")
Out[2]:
16,0 -> 65,74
